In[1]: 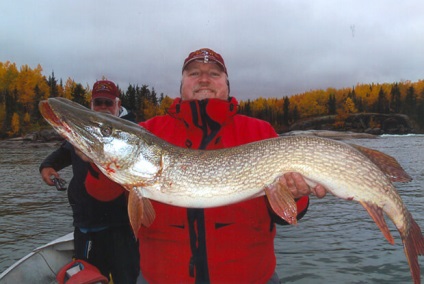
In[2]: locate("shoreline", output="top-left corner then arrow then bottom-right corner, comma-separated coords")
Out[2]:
280,130 -> 378,140
0,129 -> 379,149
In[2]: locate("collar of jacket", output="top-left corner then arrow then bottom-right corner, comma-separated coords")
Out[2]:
167,97 -> 239,127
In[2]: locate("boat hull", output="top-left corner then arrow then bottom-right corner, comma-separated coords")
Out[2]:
0,233 -> 74,283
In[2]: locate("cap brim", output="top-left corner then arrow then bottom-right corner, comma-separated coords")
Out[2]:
183,57 -> 227,74
92,93 -> 117,100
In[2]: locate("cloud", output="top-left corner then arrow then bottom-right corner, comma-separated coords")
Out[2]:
1,0 -> 423,100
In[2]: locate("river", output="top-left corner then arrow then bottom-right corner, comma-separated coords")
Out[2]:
0,135 -> 423,283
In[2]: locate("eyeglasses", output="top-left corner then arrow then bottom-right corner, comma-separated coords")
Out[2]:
93,98 -> 114,107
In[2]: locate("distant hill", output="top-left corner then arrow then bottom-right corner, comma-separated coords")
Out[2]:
288,113 -> 420,135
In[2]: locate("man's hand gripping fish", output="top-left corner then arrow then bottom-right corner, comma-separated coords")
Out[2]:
39,98 -> 424,284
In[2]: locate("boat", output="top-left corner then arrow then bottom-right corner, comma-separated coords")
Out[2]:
0,233 -> 74,283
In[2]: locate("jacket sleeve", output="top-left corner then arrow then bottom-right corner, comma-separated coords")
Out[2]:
39,141 -> 72,172
84,163 -> 126,202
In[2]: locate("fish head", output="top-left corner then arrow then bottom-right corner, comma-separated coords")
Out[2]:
39,97 -> 162,185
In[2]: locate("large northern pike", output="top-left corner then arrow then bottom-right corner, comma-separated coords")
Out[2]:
39,97 -> 424,283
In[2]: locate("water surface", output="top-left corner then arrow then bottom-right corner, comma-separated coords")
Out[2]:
0,136 -> 423,283
0,145 -> 73,273
276,135 -> 424,283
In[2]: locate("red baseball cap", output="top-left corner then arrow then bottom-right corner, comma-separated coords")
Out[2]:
92,80 -> 119,100
182,48 -> 228,75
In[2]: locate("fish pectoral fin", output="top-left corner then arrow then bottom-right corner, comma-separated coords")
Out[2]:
264,181 -> 297,225
140,197 -> 156,227
350,144 -> 412,182
128,188 -> 156,237
359,201 -> 394,245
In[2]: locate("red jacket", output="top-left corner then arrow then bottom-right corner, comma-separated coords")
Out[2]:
138,97 -> 309,283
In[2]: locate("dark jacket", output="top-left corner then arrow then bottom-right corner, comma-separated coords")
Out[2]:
39,141 -> 130,229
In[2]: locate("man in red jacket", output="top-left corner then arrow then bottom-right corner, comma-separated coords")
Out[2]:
137,48 -> 326,283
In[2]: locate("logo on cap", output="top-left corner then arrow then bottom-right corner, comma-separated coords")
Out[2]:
94,83 -> 112,93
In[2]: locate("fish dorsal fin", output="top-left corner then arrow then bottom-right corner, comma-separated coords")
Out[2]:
349,144 -> 412,182
127,188 -> 156,237
264,180 -> 298,225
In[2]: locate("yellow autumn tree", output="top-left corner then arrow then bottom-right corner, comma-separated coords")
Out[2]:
289,89 -> 328,118
414,80 -> 424,97
23,112 -> 31,125
15,64 -> 50,107
158,96 -> 174,115
63,78 -> 76,100
57,83 -> 65,97
8,112 -> 20,136
334,97 -> 357,129
250,97 -> 267,118
143,99 -> 159,120
0,61 -> 19,91
344,97 -> 358,113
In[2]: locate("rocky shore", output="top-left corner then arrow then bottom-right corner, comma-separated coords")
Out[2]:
289,113 -> 419,135
1,113 -> 419,148
0,129 -> 63,148
4,111 -> 420,147
280,130 -> 377,140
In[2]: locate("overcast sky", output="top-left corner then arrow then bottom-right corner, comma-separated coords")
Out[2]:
1,0 -> 423,100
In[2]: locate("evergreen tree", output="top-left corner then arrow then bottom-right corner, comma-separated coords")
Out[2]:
1,88 -> 18,134
47,71 -> 59,97
416,88 -> 424,129
32,84 -> 43,122
402,86 -> 416,117
376,87 -> 389,113
72,83 -> 87,107
283,96 -> 290,125
244,100 -> 252,116
150,87 -> 158,105
390,83 -> 401,113
327,93 -> 336,115
292,105 -> 299,122
123,84 -> 137,111
356,97 -> 364,112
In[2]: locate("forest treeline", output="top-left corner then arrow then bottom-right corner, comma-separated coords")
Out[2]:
239,80 -> 424,132
1,61 -> 424,138
0,61 -> 174,138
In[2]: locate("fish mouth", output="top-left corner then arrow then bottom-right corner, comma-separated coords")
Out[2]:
39,99 -> 71,136
38,98 -> 97,144
39,100 -> 60,127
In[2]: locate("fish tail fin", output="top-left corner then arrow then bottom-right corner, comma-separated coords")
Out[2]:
264,181 -> 297,225
359,201 -> 395,244
128,189 -> 156,237
402,215 -> 424,284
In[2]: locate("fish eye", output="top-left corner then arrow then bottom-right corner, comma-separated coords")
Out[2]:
101,126 -> 113,137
